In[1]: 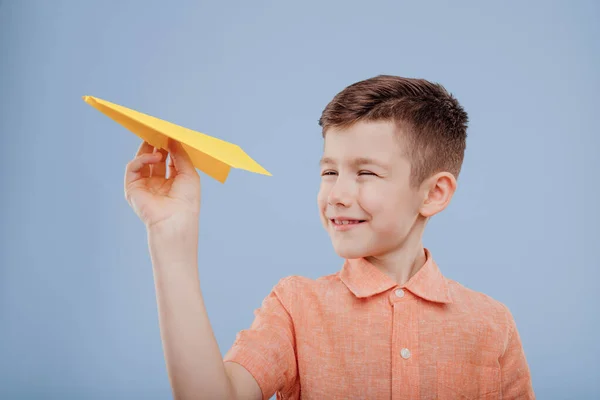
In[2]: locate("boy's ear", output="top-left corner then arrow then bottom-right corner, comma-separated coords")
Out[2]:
419,172 -> 457,218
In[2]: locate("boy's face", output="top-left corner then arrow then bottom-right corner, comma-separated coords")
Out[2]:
318,120 -> 425,260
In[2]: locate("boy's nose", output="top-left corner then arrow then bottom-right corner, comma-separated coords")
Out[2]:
328,180 -> 354,207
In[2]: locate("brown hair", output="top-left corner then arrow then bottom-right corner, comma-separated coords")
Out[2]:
318,75 -> 469,187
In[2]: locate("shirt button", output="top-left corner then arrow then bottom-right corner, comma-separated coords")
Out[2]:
394,289 -> 405,298
401,348 -> 411,359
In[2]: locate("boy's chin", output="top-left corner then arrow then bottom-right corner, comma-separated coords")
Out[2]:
332,243 -> 371,260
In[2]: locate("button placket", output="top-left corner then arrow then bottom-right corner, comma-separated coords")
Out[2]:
391,293 -> 419,399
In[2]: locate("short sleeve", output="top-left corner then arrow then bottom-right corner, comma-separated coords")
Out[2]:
223,277 -> 298,400
499,306 -> 536,399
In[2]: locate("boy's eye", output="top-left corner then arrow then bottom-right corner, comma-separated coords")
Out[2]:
321,170 -> 337,176
358,171 -> 376,176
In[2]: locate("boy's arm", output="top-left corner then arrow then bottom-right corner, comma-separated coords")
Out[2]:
148,223 -> 261,400
223,276 -> 299,400
225,363 -> 263,400
499,306 -> 536,399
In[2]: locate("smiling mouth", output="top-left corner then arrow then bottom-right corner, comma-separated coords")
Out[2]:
330,219 -> 366,225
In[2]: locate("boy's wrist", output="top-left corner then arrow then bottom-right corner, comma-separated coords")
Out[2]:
146,218 -> 200,268
146,213 -> 199,239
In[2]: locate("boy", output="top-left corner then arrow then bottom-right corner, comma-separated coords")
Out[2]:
124,75 -> 535,399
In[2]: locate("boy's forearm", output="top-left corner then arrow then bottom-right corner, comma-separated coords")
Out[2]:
148,225 -> 236,400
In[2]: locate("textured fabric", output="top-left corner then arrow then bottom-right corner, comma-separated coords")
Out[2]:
223,249 -> 535,399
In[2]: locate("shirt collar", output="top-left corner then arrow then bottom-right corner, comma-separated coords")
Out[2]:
339,248 -> 453,304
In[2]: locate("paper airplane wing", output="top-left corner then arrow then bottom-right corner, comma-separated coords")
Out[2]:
83,95 -> 271,183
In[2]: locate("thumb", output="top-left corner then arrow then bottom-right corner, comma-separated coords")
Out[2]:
168,138 -> 196,177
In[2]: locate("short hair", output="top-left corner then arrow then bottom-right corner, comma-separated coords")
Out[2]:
318,75 -> 469,188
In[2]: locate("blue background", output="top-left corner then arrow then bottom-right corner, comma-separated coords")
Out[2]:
1,1 -> 598,398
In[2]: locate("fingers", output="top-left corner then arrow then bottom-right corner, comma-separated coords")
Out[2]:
135,141 -> 154,178
125,152 -> 161,187
136,140 -> 154,156
151,147 -> 169,178
128,138 -> 195,182
167,138 -> 196,178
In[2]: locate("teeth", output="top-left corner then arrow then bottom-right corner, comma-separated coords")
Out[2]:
334,220 -> 359,225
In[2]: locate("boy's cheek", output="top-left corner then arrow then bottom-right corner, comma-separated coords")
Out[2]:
316,187 -> 330,207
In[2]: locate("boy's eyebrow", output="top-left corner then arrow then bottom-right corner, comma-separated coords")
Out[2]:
319,157 -> 335,166
319,157 -> 389,168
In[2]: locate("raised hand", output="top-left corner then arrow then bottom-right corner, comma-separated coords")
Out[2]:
124,138 -> 201,230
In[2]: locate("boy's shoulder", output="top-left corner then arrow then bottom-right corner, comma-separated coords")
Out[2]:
268,271 -> 345,297
444,277 -> 516,327
266,270 -> 357,307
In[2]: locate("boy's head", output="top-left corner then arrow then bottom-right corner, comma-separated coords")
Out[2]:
317,75 -> 468,260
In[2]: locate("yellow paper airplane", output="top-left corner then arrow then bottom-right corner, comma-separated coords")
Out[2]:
82,95 -> 271,183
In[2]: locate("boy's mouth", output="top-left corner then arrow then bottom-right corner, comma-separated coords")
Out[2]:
331,219 -> 366,225
329,218 -> 367,231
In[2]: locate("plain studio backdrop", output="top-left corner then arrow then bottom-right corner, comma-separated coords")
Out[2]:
1,1 -> 598,399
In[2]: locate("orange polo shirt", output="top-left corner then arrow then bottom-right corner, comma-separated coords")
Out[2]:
223,248 -> 535,399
